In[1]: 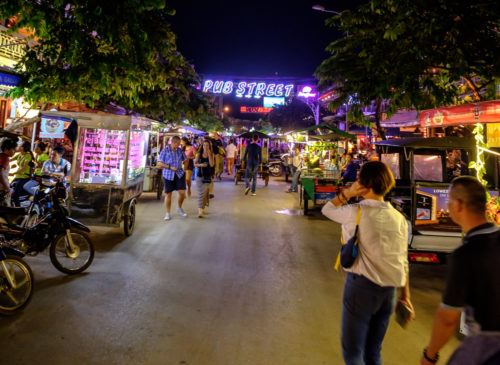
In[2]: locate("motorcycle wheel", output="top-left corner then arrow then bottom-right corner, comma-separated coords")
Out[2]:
269,164 -> 283,177
0,255 -> 34,316
123,200 -> 136,236
49,230 -> 94,275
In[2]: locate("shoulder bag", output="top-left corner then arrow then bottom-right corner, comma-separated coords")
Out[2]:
334,206 -> 361,271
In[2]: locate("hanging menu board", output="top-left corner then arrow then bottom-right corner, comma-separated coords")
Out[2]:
126,131 -> 148,182
78,128 -> 127,185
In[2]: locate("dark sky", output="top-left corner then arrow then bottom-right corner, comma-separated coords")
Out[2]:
169,0 -> 365,78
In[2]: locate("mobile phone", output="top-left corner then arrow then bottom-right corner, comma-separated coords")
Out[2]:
395,300 -> 413,329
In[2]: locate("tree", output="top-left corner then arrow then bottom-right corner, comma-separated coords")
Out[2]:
315,0 -> 500,140
1,0 -> 205,128
266,99 -> 317,132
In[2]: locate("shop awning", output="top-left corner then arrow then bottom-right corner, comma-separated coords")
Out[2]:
420,100 -> 500,128
380,110 -> 419,127
167,126 -> 206,135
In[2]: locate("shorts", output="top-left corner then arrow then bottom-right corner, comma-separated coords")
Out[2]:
164,174 -> 186,194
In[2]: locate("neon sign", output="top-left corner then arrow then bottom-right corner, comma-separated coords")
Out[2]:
297,85 -> 317,98
203,80 -> 294,98
240,107 -> 273,113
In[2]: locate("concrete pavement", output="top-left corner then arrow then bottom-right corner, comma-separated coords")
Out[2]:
0,176 -> 460,364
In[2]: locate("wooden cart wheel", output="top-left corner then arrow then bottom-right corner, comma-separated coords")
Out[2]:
123,199 -> 136,236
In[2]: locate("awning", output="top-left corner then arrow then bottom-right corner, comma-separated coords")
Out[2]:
291,123 -> 356,141
420,100 -> 500,128
380,110 -> 419,127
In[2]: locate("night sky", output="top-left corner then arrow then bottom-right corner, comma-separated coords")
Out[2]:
169,0 -> 365,78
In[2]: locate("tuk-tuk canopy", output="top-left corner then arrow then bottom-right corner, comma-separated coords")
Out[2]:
291,123 -> 356,141
238,131 -> 270,139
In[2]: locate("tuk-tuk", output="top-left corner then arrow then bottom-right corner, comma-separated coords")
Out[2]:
376,137 -> 499,264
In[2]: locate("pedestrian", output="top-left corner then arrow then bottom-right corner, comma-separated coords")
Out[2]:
225,139 -> 237,175
181,137 -> 196,197
10,141 -> 33,206
322,161 -> 413,365
421,176 -> 500,365
243,134 -> 262,196
194,139 -> 214,218
342,153 -> 358,183
157,136 -> 188,220
212,132 -> 224,180
0,139 -> 17,206
23,141 -> 49,195
286,146 -> 303,193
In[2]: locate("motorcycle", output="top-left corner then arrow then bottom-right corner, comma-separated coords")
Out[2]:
0,245 -> 34,315
0,175 -> 94,275
268,153 -> 290,177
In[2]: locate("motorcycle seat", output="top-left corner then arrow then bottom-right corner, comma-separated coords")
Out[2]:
0,206 -> 26,215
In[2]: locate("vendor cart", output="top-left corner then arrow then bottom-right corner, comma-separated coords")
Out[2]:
234,131 -> 270,186
41,111 -> 154,236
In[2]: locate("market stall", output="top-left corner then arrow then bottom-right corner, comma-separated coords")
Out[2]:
41,111 -> 155,236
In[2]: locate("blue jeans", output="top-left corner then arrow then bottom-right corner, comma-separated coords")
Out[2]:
245,165 -> 259,193
341,273 -> 396,365
23,179 -> 39,195
289,167 -> 301,192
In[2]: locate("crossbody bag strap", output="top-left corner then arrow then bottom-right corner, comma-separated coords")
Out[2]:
335,206 -> 361,271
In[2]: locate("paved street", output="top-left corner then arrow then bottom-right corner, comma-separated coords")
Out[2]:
0,177 -> 460,365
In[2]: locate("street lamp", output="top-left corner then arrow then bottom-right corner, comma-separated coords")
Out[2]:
312,5 -> 340,15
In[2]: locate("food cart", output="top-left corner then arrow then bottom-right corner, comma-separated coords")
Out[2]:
376,136 -> 499,263
234,131 -> 271,186
41,111 -> 154,236
296,127 -> 356,214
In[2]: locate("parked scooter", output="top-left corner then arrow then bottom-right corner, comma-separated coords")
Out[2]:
268,153 -> 290,177
0,175 -> 94,275
0,245 -> 34,315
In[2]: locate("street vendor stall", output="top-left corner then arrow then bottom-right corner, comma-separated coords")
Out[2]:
291,125 -> 356,214
41,111 -> 155,236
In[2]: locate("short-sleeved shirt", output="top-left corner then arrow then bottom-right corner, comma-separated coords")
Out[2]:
14,153 -> 33,179
159,146 -> 186,181
41,158 -> 71,183
35,153 -> 49,176
0,153 -> 10,191
441,223 -> 500,332
225,144 -> 237,159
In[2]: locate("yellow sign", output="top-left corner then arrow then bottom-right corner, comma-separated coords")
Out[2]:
487,123 -> 500,147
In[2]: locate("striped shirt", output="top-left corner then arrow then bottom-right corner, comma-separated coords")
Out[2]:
159,146 -> 186,180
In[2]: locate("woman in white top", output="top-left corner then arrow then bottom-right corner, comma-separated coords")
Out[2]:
322,161 -> 413,365
225,139 -> 237,175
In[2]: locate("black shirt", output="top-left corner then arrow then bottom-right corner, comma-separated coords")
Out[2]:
243,143 -> 262,169
442,223 -> 500,331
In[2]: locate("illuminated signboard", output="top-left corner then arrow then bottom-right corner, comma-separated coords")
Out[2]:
263,97 -> 285,108
240,107 -> 273,113
203,80 -> 294,98
40,116 -> 71,139
297,85 -> 317,98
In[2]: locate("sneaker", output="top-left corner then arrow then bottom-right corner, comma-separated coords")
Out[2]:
177,208 -> 187,217
164,213 -> 171,221
251,193 -> 256,196
245,187 -> 250,195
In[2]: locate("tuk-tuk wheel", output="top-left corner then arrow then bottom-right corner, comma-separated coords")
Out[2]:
124,199 -> 136,236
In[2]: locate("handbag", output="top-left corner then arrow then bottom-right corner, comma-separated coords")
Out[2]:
334,206 -> 361,271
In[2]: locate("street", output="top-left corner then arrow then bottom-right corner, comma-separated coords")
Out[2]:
0,177 -> 460,365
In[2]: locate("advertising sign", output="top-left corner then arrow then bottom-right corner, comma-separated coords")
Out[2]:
263,97 -> 285,108
487,123 -> 500,147
40,116 -> 71,139
420,100 -> 500,128
240,106 -> 273,113
202,79 -> 294,98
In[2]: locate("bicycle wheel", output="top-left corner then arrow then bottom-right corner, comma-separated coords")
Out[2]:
0,255 -> 34,316
49,230 -> 94,275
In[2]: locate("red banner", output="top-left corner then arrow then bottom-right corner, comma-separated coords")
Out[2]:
240,106 -> 273,113
420,100 -> 500,128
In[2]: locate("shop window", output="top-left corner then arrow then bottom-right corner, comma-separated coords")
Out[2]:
414,154 -> 442,182
381,153 -> 400,179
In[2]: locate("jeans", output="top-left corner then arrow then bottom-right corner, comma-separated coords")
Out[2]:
23,179 -> 39,195
289,167 -> 301,192
245,165 -> 259,193
342,273 -> 396,365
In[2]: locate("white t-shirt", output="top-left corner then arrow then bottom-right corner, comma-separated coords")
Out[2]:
322,199 -> 409,287
225,144 -> 238,158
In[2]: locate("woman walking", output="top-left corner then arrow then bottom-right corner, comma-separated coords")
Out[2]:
322,161 -> 413,365
225,139 -> 237,175
181,137 -> 196,197
194,139 -> 214,217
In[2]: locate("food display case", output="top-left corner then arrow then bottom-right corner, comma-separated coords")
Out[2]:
40,111 -> 155,236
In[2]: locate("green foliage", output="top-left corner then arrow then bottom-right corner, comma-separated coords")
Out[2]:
266,99 -> 316,131
189,114 -> 223,133
1,0 -> 206,119
315,0 -> 500,134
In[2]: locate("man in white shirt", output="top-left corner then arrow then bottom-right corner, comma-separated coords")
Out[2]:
225,139 -> 237,175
